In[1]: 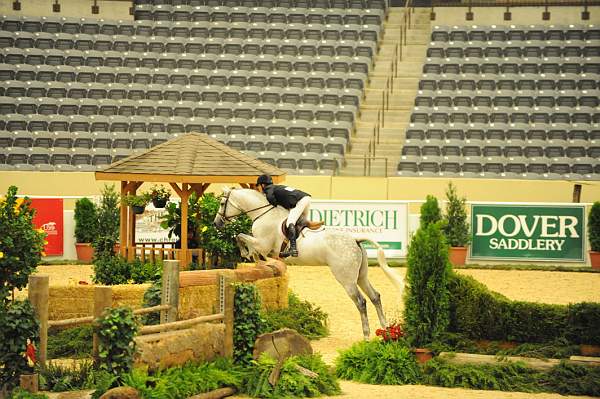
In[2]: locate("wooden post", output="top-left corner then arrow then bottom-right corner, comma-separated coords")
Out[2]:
120,181 -> 128,258
92,286 -> 113,365
218,272 -> 235,358
28,275 -> 49,368
19,374 -> 38,393
180,184 -> 190,269
161,260 -> 180,324
127,183 -> 137,261
573,184 -> 582,203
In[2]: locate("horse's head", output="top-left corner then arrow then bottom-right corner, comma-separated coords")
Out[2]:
213,187 -> 234,229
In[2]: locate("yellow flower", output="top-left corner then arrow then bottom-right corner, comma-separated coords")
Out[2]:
201,226 -> 208,233
44,241 -> 48,245
36,228 -> 45,234
0,251 -> 3,259
41,251 -> 47,257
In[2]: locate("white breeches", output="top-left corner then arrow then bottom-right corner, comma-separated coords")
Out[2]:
286,196 -> 311,226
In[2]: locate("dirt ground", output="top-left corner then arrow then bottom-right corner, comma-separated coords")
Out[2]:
34,265 -> 600,399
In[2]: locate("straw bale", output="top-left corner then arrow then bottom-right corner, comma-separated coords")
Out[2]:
112,284 -> 149,309
179,285 -> 219,319
255,275 -> 289,311
48,286 -> 94,320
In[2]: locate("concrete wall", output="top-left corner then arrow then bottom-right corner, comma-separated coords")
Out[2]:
428,5 -> 600,26
3,172 -> 599,204
1,0 -> 132,21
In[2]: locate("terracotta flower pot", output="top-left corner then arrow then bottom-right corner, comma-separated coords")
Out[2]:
75,243 -> 94,263
449,246 -> 468,266
412,348 -> 433,364
580,344 -> 600,356
589,251 -> 600,270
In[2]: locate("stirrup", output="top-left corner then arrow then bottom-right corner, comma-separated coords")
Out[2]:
279,248 -> 298,258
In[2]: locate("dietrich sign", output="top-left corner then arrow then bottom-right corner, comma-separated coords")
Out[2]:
470,204 -> 585,261
309,200 -> 409,258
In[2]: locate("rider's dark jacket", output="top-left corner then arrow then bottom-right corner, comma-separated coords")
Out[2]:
263,185 -> 310,209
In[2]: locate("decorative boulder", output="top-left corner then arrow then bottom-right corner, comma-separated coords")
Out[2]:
99,386 -> 141,399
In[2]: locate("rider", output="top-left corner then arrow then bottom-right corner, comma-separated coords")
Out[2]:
256,174 -> 311,258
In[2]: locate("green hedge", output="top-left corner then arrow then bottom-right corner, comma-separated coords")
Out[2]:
448,273 -> 600,345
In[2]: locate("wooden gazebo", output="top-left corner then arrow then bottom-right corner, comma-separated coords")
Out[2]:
95,133 -> 285,267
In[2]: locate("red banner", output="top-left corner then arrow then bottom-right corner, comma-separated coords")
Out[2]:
30,199 -> 64,256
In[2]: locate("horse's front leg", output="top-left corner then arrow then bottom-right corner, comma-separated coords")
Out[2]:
236,233 -> 268,261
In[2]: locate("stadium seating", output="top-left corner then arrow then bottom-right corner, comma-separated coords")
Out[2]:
399,24 -> 600,180
0,0 -> 385,174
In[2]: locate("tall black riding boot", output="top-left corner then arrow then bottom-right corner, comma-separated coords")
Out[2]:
280,224 -> 298,258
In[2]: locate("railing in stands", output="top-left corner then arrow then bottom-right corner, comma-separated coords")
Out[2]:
428,0 -> 600,6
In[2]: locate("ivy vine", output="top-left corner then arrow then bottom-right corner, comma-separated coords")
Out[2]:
233,283 -> 264,365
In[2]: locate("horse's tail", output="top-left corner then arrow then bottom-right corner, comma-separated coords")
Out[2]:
357,239 -> 404,295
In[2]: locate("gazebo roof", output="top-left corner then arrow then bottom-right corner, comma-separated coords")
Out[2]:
95,133 -> 285,184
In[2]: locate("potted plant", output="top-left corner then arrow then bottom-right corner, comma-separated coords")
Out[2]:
122,193 -> 150,215
150,185 -> 170,208
588,201 -> 600,269
443,182 -> 470,266
74,197 -> 98,263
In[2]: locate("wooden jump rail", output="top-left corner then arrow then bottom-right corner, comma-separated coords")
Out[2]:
28,260 -> 234,367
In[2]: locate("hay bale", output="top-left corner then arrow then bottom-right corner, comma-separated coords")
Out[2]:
256,275 -> 289,311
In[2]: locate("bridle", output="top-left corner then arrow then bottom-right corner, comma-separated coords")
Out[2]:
217,189 -> 274,223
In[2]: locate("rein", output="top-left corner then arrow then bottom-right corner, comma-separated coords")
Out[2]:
219,191 -> 274,223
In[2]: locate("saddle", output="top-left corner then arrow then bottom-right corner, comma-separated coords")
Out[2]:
279,219 -> 324,238
278,219 -> 324,257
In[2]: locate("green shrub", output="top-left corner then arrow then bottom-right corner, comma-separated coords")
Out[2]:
422,359 -> 600,396
447,273 -> 600,345
588,202 -> 600,251
233,283 -> 264,365
74,197 -> 98,243
442,182 -> 470,247
0,301 -> 40,388
423,359 -> 542,392
0,186 -> 46,302
93,256 -> 160,285
39,360 -> 96,392
262,291 -> 328,340
419,194 -> 442,228
404,219 -> 451,347
141,280 -> 162,326
8,388 -> 48,399
335,339 -> 420,385
95,184 -> 120,255
121,359 -> 241,399
129,258 -> 162,284
95,307 -> 138,378
161,193 -> 252,268
244,354 -> 340,398
47,325 -> 93,358
92,255 -> 130,285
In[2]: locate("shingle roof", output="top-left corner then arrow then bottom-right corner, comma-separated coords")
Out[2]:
95,133 -> 285,184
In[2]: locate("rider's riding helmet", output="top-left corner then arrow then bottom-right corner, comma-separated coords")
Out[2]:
257,174 -> 273,186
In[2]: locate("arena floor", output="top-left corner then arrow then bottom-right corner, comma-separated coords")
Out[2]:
35,264 -> 600,399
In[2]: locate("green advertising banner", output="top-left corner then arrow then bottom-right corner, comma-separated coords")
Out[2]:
470,204 -> 585,261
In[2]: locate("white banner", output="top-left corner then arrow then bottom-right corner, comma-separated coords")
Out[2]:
309,200 -> 409,258
135,203 -> 176,244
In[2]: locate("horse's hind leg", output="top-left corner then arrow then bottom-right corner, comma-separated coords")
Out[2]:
342,284 -> 370,340
357,249 -> 388,329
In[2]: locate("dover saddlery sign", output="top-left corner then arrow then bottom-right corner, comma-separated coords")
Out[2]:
309,200 -> 409,258
470,204 -> 585,261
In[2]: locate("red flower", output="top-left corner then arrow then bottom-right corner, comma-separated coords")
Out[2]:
377,324 -> 404,342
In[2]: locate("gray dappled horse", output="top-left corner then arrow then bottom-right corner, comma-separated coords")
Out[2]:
213,187 -> 404,339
